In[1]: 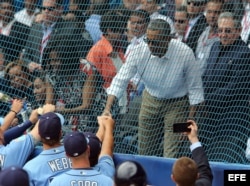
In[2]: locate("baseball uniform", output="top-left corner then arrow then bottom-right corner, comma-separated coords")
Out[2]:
49,168 -> 113,186
23,145 -> 71,186
94,155 -> 115,178
0,134 -> 36,169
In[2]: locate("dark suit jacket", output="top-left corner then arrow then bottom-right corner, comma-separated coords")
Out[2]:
23,18 -> 92,67
193,146 -> 213,186
185,14 -> 207,54
203,38 -> 250,113
1,21 -> 30,63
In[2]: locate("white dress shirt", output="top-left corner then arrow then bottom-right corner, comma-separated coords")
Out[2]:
0,19 -> 15,36
107,39 -> 204,106
241,4 -> 250,47
14,8 -> 39,27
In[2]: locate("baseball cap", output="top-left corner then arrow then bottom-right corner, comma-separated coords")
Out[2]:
0,166 -> 29,186
39,112 -> 63,140
64,131 -> 88,157
83,132 -> 102,160
115,160 -> 147,186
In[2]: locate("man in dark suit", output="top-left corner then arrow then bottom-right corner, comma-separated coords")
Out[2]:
184,0 -> 208,53
0,0 -> 30,63
23,0 -> 92,72
171,120 -> 213,186
201,12 -> 250,163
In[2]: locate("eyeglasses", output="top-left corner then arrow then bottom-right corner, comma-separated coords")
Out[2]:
218,28 -> 234,34
143,36 -> 160,45
174,19 -> 186,24
187,1 -> 204,6
41,6 -> 57,11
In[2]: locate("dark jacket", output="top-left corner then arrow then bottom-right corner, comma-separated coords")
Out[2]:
193,146 -> 213,186
203,38 -> 250,109
185,14 -> 207,54
23,18 -> 92,67
1,21 -> 30,63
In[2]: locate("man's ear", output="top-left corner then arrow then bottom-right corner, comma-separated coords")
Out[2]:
197,172 -> 200,179
171,174 -> 177,184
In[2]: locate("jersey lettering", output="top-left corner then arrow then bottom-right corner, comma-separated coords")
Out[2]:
48,157 -> 71,172
0,154 -> 5,168
70,180 -> 98,186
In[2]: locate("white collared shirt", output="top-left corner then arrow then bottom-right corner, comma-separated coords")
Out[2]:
14,8 -> 40,27
0,19 -> 16,36
39,22 -> 56,63
125,35 -> 144,58
241,4 -> 250,47
107,39 -> 204,105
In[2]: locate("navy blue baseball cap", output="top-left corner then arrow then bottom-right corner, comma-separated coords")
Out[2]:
39,112 -> 63,140
115,160 -> 147,186
83,132 -> 102,159
0,166 -> 29,186
64,131 -> 88,157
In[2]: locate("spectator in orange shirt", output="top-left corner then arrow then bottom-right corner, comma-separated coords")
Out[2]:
86,10 -> 127,117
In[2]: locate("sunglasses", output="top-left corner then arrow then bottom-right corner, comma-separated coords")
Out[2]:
174,19 -> 186,24
143,36 -> 160,45
187,1 -> 204,6
41,6 -> 57,11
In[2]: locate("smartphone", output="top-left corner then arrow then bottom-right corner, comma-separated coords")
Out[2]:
173,122 -> 191,133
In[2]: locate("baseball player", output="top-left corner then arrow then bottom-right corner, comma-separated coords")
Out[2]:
0,100 -> 47,168
49,130 -> 113,186
23,112 -> 71,186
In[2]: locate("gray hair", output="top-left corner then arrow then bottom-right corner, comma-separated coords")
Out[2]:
218,12 -> 242,29
147,19 -> 171,37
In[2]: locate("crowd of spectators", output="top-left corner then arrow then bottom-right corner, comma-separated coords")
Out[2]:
0,0 -> 250,175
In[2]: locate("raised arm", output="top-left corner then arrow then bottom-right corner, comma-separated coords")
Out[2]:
1,99 -> 23,132
97,116 -> 115,157
45,80 -> 54,104
187,120 -> 213,185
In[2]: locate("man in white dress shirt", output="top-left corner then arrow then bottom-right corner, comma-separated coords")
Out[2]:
103,19 -> 204,158
14,0 -> 40,27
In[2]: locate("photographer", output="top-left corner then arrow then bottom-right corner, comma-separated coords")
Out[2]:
171,120 -> 213,186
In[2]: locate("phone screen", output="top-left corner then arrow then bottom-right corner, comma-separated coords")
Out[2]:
173,122 -> 191,133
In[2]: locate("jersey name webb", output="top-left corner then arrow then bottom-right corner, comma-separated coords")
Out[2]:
48,157 -> 72,172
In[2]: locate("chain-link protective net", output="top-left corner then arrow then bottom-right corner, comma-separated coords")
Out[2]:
0,0 -> 249,164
